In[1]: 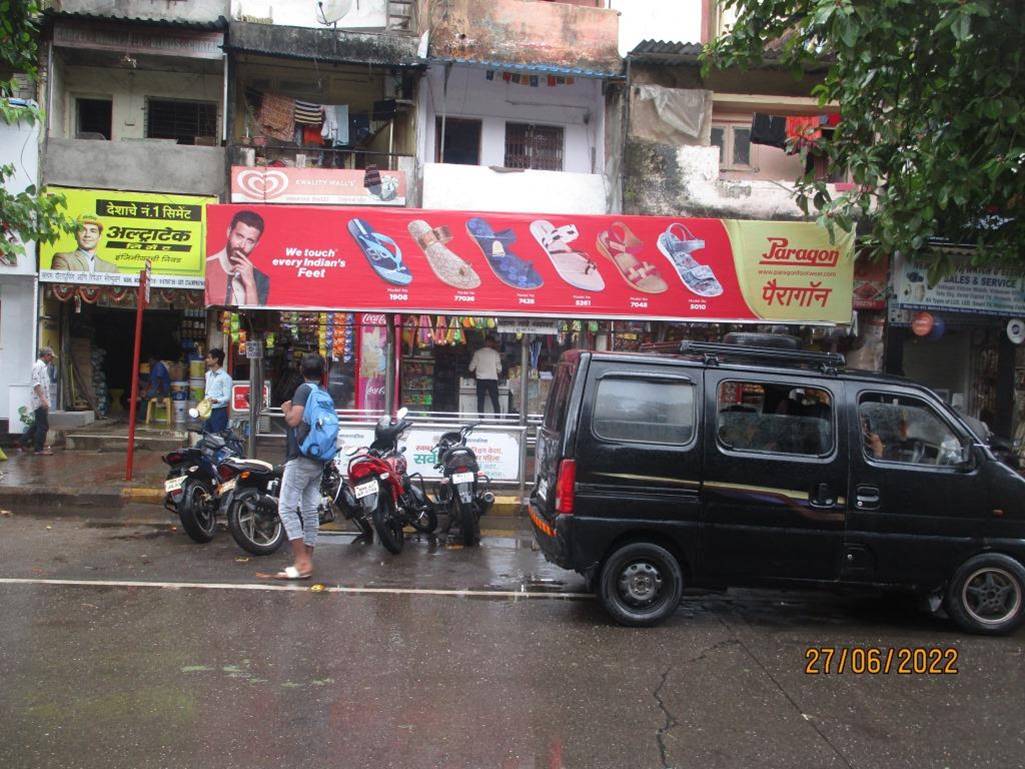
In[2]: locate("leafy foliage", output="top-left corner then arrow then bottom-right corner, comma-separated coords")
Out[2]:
706,0 -> 1025,274
1,0 -> 72,266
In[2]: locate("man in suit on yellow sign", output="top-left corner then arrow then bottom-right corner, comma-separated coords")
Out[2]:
51,215 -> 119,273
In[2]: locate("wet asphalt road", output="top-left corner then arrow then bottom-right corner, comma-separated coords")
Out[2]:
1,516 -> 1023,769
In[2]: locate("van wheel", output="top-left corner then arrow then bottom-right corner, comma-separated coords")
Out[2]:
945,554 -> 1025,635
599,542 -> 683,627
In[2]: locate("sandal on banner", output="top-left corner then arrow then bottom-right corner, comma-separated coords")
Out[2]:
408,220 -> 481,290
657,223 -> 723,297
529,220 -> 604,292
595,222 -> 668,294
466,217 -> 544,290
348,218 -> 413,286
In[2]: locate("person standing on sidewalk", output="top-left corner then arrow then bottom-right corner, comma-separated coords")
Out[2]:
469,335 -> 503,419
269,353 -> 329,580
202,348 -> 232,434
29,347 -> 55,455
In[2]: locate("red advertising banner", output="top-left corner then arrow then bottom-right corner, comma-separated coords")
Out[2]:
205,204 -> 855,323
231,166 -> 406,206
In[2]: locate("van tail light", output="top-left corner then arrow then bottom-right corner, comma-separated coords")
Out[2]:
554,459 -> 576,515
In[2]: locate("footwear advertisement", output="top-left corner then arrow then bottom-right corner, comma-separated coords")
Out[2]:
204,204 -> 854,323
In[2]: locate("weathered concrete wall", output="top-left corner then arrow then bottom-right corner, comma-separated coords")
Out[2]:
421,162 -> 608,215
44,137 -> 226,197
228,20 -> 422,65
625,140 -> 838,221
426,0 -> 620,74
52,0 -> 229,23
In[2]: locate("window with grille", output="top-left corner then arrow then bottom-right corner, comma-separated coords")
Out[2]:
504,123 -> 564,171
146,99 -> 217,145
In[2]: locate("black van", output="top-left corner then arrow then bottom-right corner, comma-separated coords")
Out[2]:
529,342 -> 1025,633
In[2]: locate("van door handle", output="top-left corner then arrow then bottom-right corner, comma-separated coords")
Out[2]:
855,484 -> 880,510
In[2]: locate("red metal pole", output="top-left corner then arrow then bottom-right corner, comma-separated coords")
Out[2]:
124,270 -> 147,481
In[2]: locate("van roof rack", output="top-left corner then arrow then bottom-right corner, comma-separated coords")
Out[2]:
678,341 -> 846,374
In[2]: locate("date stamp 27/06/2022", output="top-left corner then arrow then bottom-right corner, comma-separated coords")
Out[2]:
804,647 -> 959,675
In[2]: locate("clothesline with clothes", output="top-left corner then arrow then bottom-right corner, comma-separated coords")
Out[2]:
246,88 -> 396,149
750,112 -> 841,154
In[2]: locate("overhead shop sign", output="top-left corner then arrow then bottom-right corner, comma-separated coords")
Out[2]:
53,21 -> 224,60
40,188 -> 214,289
893,253 -> 1025,316
204,204 -> 854,323
231,167 -> 407,207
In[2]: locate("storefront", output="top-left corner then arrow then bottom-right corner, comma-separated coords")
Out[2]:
206,202 -> 856,485
888,249 -> 1025,442
38,187 -> 215,423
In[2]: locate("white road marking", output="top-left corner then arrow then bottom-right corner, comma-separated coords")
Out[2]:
0,577 -> 592,600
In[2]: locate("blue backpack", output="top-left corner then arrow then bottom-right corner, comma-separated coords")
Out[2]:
298,384 -> 339,461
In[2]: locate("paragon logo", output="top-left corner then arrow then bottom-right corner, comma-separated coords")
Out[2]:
760,237 -> 840,267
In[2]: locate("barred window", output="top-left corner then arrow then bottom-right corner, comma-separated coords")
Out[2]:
504,123 -> 564,171
146,99 -> 217,145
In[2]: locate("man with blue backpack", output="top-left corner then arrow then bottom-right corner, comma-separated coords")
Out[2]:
270,353 -> 339,580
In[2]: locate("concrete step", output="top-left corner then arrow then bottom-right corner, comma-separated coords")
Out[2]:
64,432 -> 184,453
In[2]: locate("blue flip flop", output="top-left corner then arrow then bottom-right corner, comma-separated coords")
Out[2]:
348,218 -> 413,286
466,217 -> 544,290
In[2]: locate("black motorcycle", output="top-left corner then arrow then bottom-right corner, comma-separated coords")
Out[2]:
223,458 -> 285,555
319,458 -> 374,539
162,430 -> 245,543
432,423 -> 494,546
368,407 -> 438,538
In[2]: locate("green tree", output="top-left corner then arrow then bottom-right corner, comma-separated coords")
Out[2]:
1,0 -> 71,266
707,0 -> 1024,275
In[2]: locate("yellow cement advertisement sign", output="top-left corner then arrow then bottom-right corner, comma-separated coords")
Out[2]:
39,187 -> 215,288
723,219 -> 855,324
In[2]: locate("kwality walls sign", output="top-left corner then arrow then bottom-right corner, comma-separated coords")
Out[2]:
204,204 -> 854,323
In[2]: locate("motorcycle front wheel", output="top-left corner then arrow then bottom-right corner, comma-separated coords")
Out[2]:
372,496 -> 405,555
179,479 -> 217,543
228,492 -> 285,556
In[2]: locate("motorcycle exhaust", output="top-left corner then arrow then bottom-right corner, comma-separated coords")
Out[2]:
480,491 -> 496,513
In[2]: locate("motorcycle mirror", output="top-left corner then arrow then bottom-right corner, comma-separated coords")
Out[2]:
396,406 -> 409,421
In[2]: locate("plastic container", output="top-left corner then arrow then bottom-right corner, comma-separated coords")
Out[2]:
173,400 -> 188,423
189,359 -> 205,379
189,376 -> 205,401
171,381 -> 189,401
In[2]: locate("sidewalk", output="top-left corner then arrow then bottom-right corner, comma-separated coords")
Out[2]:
0,448 -> 528,531
0,448 -> 168,515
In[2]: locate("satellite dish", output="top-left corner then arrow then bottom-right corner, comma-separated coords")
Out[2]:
316,0 -> 355,24
1007,318 -> 1025,345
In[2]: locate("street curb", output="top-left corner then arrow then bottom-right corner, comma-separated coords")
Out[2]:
121,487 -> 165,504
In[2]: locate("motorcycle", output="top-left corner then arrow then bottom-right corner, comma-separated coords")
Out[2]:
161,429 -> 245,543
347,407 -> 438,554
319,457 -> 374,539
432,423 -> 495,546
223,458 -> 286,555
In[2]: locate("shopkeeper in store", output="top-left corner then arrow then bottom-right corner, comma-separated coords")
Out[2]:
469,335 -> 503,419
138,355 -> 171,422
203,348 -> 233,433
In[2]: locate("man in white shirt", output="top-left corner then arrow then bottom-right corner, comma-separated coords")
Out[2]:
28,347 -> 55,455
469,335 -> 503,418
203,348 -> 233,433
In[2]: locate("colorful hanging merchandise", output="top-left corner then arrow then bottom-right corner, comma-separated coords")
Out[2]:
257,91 -> 296,142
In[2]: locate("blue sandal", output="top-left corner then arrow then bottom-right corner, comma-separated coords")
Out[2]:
348,218 -> 413,286
466,217 -> 543,290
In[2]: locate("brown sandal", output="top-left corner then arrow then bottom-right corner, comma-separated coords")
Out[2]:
595,222 -> 668,294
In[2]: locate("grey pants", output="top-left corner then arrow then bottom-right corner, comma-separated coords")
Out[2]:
278,457 -> 324,547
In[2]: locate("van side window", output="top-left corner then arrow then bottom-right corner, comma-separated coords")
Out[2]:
859,393 -> 966,466
592,378 -> 695,444
716,381 -> 834,456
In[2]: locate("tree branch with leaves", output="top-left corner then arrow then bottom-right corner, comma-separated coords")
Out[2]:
706,0 -> 1025,277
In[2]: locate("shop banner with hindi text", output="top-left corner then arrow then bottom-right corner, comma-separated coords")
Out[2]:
40,188 -> 214,288
205,204 -> 854,323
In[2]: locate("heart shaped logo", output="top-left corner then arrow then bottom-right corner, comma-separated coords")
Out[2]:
235,169 -> 290,201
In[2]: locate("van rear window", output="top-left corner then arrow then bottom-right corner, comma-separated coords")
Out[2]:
543,361 -> 575,432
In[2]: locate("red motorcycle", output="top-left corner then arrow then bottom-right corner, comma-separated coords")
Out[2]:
347,407 -> 437,554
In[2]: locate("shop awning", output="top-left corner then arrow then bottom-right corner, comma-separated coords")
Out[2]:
204,204 -> 855,325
